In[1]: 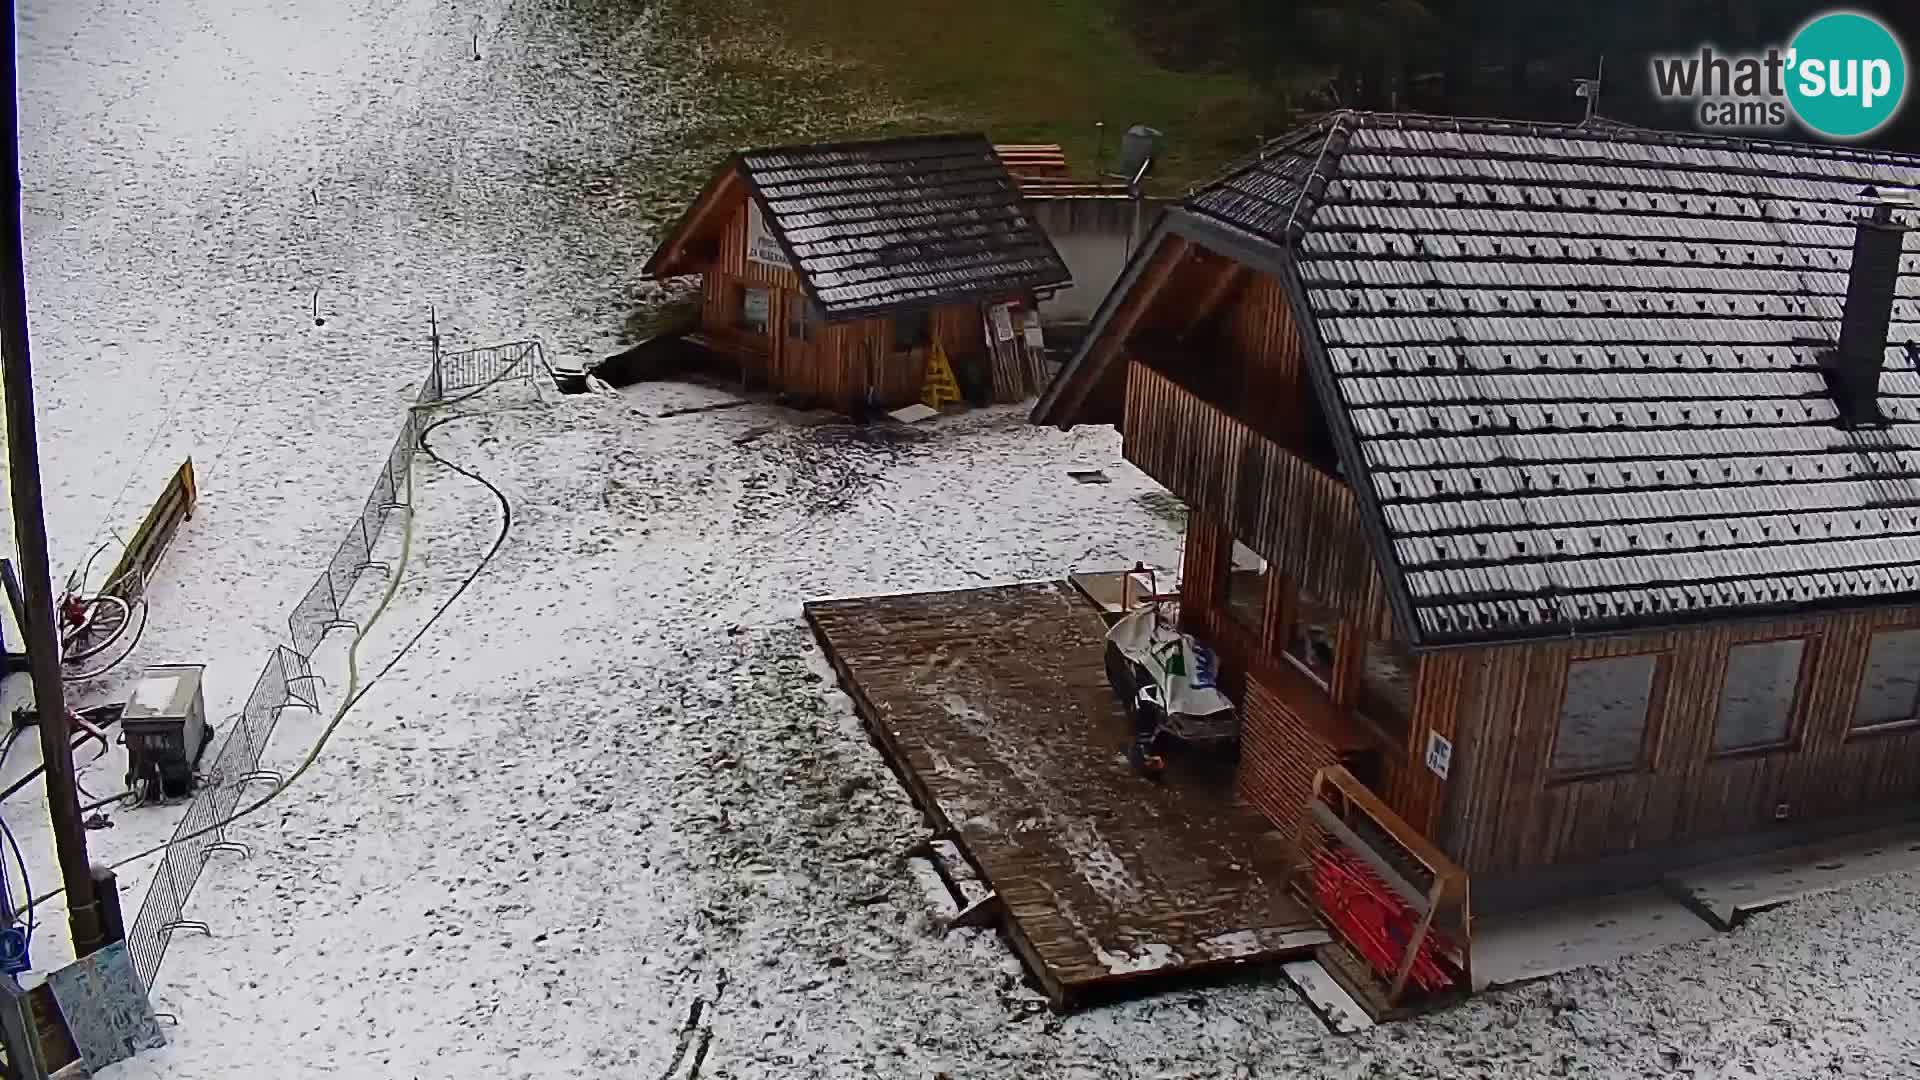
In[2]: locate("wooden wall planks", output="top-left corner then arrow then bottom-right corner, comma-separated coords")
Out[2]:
1445,608 -> 1920,875
1395,650 -> 1469,844
1138,363 -> 1442,849
692,197 -> 985,412
1240,676 -> 1344,851
1181,513 -> 1400,848
1124,361 -> 1389,636
1219,271 -> 1311,444
1114,248 -> 1920,879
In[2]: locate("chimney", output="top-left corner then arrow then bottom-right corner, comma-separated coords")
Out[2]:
1825,192 -> 1911,427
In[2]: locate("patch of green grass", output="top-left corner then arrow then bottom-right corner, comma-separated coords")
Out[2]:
620,298 -> 699,346
663,0 -> 1273,191
1136,491 -> 1188,528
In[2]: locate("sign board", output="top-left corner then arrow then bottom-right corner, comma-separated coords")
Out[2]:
45,942 -> 165,1072
990,303 -> 1017,343
745,200 -> 792,271
1022,309 -> 1045,351
1424,731 -> 1453,781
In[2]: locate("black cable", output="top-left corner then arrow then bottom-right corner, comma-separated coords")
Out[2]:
0,708 -> 123,804
68,539 -> 111,595
80,790 -> 129,813
23,410 -> 513,904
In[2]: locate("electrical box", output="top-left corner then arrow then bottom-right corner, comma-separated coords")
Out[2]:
122,665 -> 210,804
1111,124 -> 1161,184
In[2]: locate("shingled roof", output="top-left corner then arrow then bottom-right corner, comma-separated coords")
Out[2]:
643,133 -> 1070,321
1052,111 -> 1920,647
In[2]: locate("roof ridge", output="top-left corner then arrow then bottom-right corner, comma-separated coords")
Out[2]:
738,130 -> 992,160
1185,112 -> 1343,197
1332,109 -> 1920,168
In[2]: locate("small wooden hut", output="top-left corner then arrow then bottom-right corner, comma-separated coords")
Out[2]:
1037,111 -> 1920,909
642,133 -> 1071,413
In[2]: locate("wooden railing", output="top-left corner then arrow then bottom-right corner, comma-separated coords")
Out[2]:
1122,360 -> 1390,635
1295,765 -> 1472,1017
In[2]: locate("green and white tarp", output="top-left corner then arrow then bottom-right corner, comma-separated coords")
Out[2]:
1106,608 -> 1235,719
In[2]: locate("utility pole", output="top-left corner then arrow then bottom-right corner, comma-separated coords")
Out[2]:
0,0 -> 103,959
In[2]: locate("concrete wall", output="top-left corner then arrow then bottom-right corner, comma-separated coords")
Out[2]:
1028,195 -> 1171,343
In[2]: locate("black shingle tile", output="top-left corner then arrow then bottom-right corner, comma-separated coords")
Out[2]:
1183,111 -> 1920,643
736,134 -> 1069,319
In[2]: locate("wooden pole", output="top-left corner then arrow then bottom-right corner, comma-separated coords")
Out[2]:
0,0 -> 103,958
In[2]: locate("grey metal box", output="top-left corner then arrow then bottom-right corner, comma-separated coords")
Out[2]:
123,664 -> 209,800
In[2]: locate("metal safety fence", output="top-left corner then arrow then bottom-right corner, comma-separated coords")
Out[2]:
285,423 -> 419,657
120,331 -> 546,993
433,339 -> 545,399
125,645 -> 313,990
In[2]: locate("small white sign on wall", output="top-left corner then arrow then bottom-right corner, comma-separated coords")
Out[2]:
990,302 -> 1017,343
1425,731 -> 1453,781
745,199 -> 792,270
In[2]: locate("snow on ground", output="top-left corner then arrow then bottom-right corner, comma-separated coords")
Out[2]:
2,0 -> 692,969
106,382 -> 1920,1079
2,0 -> 1919,1075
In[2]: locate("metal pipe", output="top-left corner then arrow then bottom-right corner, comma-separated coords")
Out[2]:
0,0 -> 102,959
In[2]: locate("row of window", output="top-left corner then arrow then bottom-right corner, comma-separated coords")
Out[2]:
1219,539 -> 1920,784
1221,544 -> 1415,745
730,285 -> 932,349
1552,628 -> 1920,781
733,285 -> 810,340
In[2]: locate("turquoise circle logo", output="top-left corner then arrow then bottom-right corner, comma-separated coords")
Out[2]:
1787,11 -> 1908,139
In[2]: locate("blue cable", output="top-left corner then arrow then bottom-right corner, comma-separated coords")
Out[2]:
0,813 -> 28,974
0,813 -> 32,951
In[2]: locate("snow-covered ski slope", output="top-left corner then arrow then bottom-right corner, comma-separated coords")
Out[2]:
3,0 -> 1918,1076
2,0 -> 681,976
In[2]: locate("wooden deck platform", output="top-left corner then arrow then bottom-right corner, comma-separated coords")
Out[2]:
805,581 -> 1327,1009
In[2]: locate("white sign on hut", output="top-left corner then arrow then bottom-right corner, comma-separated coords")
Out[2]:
745,199 -> 792,270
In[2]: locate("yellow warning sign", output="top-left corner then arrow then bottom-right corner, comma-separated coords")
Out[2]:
921,341 -> 962,409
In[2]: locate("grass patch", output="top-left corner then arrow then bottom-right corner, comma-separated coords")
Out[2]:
660,0 -> 1273,190
1136,491 -> 1188,529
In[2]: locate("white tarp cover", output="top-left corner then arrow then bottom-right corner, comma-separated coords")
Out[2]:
1105,608 -> 1235,718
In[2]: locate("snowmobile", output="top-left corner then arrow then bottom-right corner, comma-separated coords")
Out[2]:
1103,598 -> 1240,778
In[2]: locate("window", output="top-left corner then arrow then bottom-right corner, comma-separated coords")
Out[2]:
1854,628 -> 1920,730
1359,634 -> 1414,744
1223,541 -> 1269,636
736,286 -> 771,334
893,309 -> 931,350
1713,639 -> 1805,753
786,296 -> 814,343
1285,589 -> 1339,689
1551,654 -> 1659,779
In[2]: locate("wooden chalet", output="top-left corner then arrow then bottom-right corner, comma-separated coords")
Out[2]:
1036,111 -> 1920,908
642,133 -> 1071,413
